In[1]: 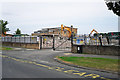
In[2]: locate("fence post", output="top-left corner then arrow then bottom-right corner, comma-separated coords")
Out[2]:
106,36 -> 109,45
71,25 -> 73,52
118,33 -> 120,46
15,36 -> 16,43
84,34 -> 86,45
99,36 -> 102,46
11,37 -> 12,42
30,36 -> 31,43
19,36 -> 20,43
53,34 -> 55,50
24,35 -> 25,43
40,36 -> 42,49
4,37 -> 6,42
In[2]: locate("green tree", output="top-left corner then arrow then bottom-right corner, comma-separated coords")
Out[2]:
105,1 -> 120,16
0,20 -> 10,35
15,28 -> 21,34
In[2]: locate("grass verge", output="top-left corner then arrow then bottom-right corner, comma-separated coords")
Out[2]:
0,47 -> 13,50
57,56 -> 119,72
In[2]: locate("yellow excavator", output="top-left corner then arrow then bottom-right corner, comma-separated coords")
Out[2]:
61,24 -> 72,38
89,29 -> 98,37
89,29 -> 99,42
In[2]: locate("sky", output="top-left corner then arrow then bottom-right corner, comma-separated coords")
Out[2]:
0,0 -> 118,35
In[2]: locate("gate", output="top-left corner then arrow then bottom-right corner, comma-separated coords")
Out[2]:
40,35 -> 53,49
39,35 -> 72,52
39,35 -> 71,52
54,36 -> 71,52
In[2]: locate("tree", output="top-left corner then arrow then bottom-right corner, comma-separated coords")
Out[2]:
15,28 -> 21,34
105,0 -> 120,16
0,20 -> 10,35
105,0 -> 120,45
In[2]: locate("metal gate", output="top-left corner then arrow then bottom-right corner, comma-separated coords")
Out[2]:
41,35 -> 53,49
54,36 -> 71,51
39,35 -> 71,51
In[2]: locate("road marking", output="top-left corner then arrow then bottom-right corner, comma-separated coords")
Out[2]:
64,53 -> 72,55
26,49 -> 35,50
84,74 -> 100,78
55,67 -> 64,71
101,77 -> 112,80
73,72 -> 86,76
0,54 -> 112,80
14,48 -> 22,50
40,61 -> 49,63
64,70 -> 79,74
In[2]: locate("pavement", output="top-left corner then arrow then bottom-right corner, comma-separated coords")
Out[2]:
1,47 -> 119,79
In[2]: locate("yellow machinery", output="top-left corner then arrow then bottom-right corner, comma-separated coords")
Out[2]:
61,24 -> 72,38
89,29 -> 98,37
89,29 -> 99,44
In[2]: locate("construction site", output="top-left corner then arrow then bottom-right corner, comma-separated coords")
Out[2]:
1,24 -> 120,56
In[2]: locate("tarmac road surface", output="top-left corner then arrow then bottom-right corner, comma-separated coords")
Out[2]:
1,48 -> 119,80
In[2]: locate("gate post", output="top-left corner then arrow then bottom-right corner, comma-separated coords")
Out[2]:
53,34 -> 55,50
40,36 -> 42,49
71,25 -> 73,52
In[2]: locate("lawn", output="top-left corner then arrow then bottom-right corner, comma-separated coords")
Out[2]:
57,56 -> 119,72
0,47 -> 13,50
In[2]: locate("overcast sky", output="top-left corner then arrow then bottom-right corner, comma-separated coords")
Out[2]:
0,0 -> 118,35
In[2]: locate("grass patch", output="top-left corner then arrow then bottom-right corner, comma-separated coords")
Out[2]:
57,56 -> 120,72
0,47 -> 13,50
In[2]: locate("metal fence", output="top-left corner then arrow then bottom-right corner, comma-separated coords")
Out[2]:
73,35 -> 119,46
2,36 -> 38,43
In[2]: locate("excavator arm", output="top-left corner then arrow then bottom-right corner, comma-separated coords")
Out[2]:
89,29 -> 98,37
61,24 -> 72,38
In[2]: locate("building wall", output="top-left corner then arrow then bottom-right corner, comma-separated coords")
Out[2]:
32,27 -> 77,37
72,45 -> 120,56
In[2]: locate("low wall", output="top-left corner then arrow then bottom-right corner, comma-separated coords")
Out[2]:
72,44 -> 120,56
2,42 -> 39,49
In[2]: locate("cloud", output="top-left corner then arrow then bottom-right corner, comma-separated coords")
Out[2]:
1,0 -> 104,3
1,1 -> 118,35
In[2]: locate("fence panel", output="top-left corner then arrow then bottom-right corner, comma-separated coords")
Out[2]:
2,36 -> 38,43
73,35 -> 119,46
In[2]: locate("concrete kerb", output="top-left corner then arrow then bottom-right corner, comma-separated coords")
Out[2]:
54,57 -> 119,75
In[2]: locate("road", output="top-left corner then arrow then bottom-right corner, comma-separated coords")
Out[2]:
1,48 -> 119,79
